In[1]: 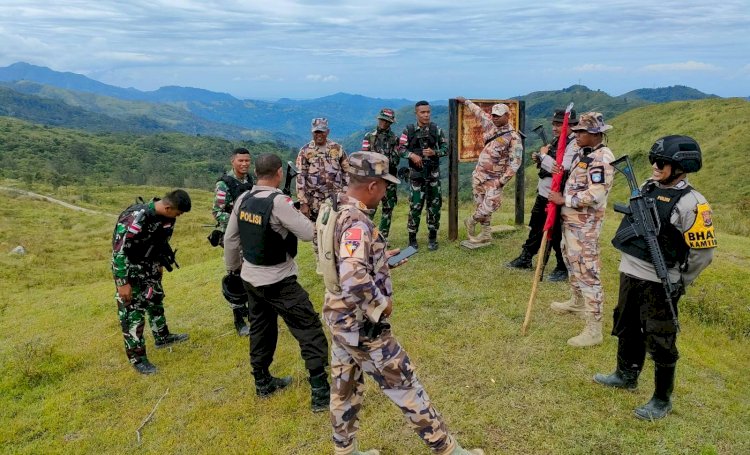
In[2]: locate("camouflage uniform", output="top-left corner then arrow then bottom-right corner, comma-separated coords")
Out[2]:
464,101 -> 523,225
361,108 -> 400,239
112,199 -> 177,364
296,141 -> 350,222
561,138 -> 615,321
398,123 -> 448,235
211,169 -> 253,234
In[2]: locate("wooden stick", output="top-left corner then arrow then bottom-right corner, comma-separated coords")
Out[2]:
522,231 -> 549,335
136,388 -> 169,444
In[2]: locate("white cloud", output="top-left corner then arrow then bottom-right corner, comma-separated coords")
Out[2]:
305,74 -> 338,82
641,61 -> 720,72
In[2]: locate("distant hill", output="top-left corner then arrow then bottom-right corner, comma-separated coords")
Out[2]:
619,85 -> 718,103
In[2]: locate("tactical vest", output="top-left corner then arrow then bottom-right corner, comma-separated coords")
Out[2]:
612,183 -> 691,268
218,174 -> 254,212
118,203 -> 172,264
369,129 -> 399,175
405,122 -> 440,175
238,190 -> 298,266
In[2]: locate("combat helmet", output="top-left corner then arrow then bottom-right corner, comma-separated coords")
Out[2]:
649,135 -> 702,173
222,273 -> 248,306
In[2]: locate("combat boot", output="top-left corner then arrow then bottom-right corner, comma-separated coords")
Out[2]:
232,308 -> 250,337
133,359 -> 158,375
567,314 -> 603,347
464,216 -> 478,239
550,292 -> 585,316
507,248 -> 533,269
428,230 -> 439,251
471,224 -> 492,244
436,439 -> 485,455
154,333 -> 189,349
634,364 -> 675,421
308,372 -> 330,413
253,369 -> 293,398
334,440 -> 380,455
547,266 -> 568,282
408,233 -> 418,250
594,337 -> 643,390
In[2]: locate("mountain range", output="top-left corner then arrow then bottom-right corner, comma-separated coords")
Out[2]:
0,61 -> 726,147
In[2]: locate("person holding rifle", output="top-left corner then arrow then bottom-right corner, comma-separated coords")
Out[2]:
594,136 -> 715,420
508,108 -> 577,276
456,97 -> 523,246
547,112 -> 615,347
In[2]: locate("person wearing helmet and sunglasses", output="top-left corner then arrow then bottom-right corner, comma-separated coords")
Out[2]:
594,135 -> 715,420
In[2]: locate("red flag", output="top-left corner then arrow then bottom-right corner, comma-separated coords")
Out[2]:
542,102 -> 574,232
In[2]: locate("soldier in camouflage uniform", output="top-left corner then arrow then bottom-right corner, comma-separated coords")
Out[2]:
456,98 -> 523,245
398,101 -> 448,251
296,117 -> 351,222
361,108 -> 400,242
210,147 -> 254,336
322,152 -> 483,455
548,113 -> 615,347
112,189 -> 191,374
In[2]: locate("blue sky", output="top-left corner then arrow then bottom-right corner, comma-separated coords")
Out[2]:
0,0 -> 748,100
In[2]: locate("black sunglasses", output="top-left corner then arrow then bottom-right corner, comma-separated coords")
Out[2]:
649,156 -> 669,169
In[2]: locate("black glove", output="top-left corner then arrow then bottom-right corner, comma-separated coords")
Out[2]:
207,229 -> 224,247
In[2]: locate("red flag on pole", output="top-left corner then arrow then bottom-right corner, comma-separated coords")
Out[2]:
542,102 -> 574,232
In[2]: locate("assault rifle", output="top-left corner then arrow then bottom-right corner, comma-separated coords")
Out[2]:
531,124 -> 548,146
415,127 -> 438,176
611,155 -> 680,331
159,243 -> 180,272
283,161 -> 302,209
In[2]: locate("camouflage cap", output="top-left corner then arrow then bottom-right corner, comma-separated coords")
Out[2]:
311,117 -> 329,132
570,112 -> 612,133
491,103 -> 510,117
348,151 -> 400,184
377,108 -> 396,123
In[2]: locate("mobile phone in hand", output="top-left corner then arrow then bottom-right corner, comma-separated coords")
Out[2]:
387,246 -> 417,267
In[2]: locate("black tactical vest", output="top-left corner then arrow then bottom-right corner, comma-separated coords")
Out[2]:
238,190 -> 298,266
405,123 -> 440,175
118,202 -> 173,264
370,129 -> 399,174
218,174 -> 254,212
612,183 -> 691,268
538,135 -> 574,180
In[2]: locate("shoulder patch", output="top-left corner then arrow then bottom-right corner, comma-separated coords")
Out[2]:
684,203 -> 717,249
341,227 -> 365,259
589,166 -> 605,184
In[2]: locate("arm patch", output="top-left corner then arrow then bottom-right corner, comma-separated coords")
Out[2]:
684,203 -> 717,249
589,166 -> 604,184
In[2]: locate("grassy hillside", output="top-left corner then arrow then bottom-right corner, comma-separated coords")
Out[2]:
0,182 -> 748,454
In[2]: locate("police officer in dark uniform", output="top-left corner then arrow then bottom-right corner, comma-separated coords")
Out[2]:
398,101 -> 448,250
211,147 -> 254,336
594,136 -> 716,420
223,153 -> 330,412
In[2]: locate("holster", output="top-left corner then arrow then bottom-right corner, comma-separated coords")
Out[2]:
359,319 -> 390,341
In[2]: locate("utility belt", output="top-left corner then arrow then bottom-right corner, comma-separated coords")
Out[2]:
359,319 -> 390,341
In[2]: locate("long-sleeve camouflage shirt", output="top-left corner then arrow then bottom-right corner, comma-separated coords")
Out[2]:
561,144 -> 615,221
111,200 -> 174,286
323,194 -> 392,346
362,127 -> 400,173
211,169 -> 252,232
295,139 -> 350,214
465,100 -> 523,187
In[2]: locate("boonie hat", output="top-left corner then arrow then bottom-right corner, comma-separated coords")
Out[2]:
570,112 -> 612,133
311,117 -> 329,132
377,108 -> 396,123
491,104 -> 510,117
348,152 -> 400,184
552,108 -> 578,125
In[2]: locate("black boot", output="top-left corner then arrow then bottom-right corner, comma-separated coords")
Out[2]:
254,369 -> 293,398
594,337 -> 643,390
634,364 -> 675,420
427,231 -> 438,251
308,372 -> 331,413
547,266 -> 568,282
133,358 -> 158,375
233,308 -> 250,337
507,248 -> 533,269
408,233 -> 418,250
154,333 -> 189,349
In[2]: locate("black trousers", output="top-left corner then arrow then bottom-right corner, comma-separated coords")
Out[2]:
521,193 -> 564,268
612,273 -> 681,366
243,276 -> 329,373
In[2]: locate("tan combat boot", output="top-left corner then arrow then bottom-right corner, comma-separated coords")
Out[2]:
567,314 -> 603,347
436,438 -> 485,455
470,224 -> 492,244
464,216 -> 478,239
550,291 -> 585,316
334,440 -> 380,455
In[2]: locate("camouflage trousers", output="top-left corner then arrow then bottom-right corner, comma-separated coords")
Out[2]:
376,182 -> 398,239
115,277 -> 170,363
561,215 -> 605,320
471,173 -> 503,225
408,178 -> 441,234
329,330 -> 453,453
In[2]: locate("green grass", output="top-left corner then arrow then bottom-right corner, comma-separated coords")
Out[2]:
1,183 -> 748,454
